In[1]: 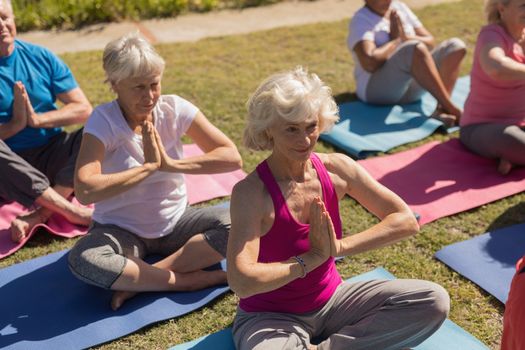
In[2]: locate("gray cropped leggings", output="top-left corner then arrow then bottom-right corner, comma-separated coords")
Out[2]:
460,123 -> 525,165
233,279 -> 449,350
365,38 -> 466,104
68,205 -> 230,289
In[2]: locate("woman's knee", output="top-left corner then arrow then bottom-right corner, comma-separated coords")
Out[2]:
498,125 -> 525,159
442,38 -> 467,65
216,206 -> 232,230
412,41 -> 432,61
204,223 -> 230,257
203,206 -> 232,233
187,206 -> 231,257
423,281 -> 450,324
392,40 -> 421,65
445,37 -> 467,54
68,237 -> 125,289
398,39 -> 421,52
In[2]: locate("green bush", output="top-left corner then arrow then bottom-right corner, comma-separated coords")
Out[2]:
11,0 -> 284,32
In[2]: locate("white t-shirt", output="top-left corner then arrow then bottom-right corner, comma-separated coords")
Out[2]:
84,95 -> 198,239
347,1 -> 423,101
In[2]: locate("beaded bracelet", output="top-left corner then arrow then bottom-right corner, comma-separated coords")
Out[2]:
293,256 -> 307,278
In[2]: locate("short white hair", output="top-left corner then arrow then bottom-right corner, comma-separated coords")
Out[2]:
484,0 -> 512,24
103,32 -> 165,85
243,67 -> 339,151
0,0 -> 13,13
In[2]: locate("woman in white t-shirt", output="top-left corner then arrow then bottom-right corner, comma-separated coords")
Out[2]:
68,33 -> 242,310
348,0 -> 466,126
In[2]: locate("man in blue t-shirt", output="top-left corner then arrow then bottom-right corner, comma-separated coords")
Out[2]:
0,0 -> 93,242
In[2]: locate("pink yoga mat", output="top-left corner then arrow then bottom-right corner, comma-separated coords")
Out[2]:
358,139 -> 525,225
0,199 -> 90,259
0,144 -> 245,259
183,144 -> 246,204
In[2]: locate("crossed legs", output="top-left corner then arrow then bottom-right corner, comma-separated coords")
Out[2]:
365,39 -> 466,126
460,123 -> 525,174
110,233 -> 226,310
232,279 -> 449,350
68,206 -> 230,310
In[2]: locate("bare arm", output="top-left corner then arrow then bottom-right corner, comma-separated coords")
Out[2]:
0,122 -> 23,140
353,39 -> 402,73
74,122 -> 160,205
155,111 -> 242,174
352,10 -> 404,73
227,178 -> 331,298
26,87 -> 92,129
479,41 -> 525,81
411,26 -> 436,49
324,153 -> 419,257
354,10 -> 436,75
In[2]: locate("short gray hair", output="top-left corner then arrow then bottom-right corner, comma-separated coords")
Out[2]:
484,0 -> 512,24
0,0 -> 13,12
243,67 -> 339,151
103,32 -> 165,85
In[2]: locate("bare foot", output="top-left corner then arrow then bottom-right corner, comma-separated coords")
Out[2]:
110,270 -> 226,310
111,290 -> 138,311
10,210 -> 45,243
498,158 -> 513,175
446,105 -> 462,123
430,106 -> 461,128
431,113 -> 456,128
430,105 -> 463,128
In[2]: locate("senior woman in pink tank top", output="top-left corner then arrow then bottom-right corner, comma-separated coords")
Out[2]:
460,0 -> 525,175
227,67 -> 449,350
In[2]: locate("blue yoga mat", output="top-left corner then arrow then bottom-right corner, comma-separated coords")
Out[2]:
170,267 -> 488,350
0,250 -> 229,350
320,76 -> 469,158
435,222 -> 525,304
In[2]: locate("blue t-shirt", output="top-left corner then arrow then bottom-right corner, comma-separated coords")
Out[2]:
0,40 -> 78,151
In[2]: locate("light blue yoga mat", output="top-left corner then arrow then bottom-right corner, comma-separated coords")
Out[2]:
170,267 -> 488,350
435,222 -> 525,304
0,250 -> 229,350
320,76 -> 470,158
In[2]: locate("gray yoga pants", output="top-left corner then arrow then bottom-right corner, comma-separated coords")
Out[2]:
0,129 -> 82,208
365,38 -> 466,104
460,123 -> 525,165
68,205 -> 230,289
233,278 -> 449,350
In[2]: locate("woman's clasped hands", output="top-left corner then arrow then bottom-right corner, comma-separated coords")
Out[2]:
389,10 -> 408,42
141,120 -> 174,172
306,197 -> 342,271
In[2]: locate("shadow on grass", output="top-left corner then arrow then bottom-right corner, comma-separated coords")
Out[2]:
487,202 -> 525,232
333,92 -> 358,105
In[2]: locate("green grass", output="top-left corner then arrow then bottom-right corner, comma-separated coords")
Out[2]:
1,0 -> 510,349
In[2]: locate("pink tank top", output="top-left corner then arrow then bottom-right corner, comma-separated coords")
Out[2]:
239,153 -> 343,313
461,24 -> 525,127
